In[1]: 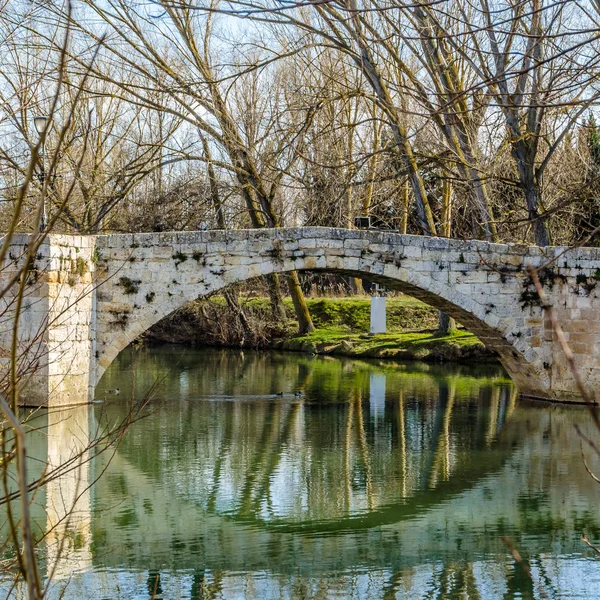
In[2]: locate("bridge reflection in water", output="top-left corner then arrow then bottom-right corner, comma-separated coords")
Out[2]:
15,348 -> 600,599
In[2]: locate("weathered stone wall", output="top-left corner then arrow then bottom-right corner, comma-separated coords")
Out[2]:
0,234 -> 96,406
4,227 -> 600,405
43,235 -> 96,406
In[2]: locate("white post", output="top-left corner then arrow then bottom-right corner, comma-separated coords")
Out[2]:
370,295 -> 386,334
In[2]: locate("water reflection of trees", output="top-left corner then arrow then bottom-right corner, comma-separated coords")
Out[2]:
81,348 -> 600,599
98,347 -> 515,527
79,557 -> 590,600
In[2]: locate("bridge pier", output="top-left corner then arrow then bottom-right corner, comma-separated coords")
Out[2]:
2,228 -> 600,406
0,234 -> 96,406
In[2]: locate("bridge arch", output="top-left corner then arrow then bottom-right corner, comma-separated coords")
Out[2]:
94,227 -> 551,398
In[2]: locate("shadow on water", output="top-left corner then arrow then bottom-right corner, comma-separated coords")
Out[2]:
11,347 -> 600,599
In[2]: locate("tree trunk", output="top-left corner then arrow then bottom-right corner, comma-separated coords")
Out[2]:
403,140 -> 436,236
235,157 -> 314,333
266,273 -> 287,322
468,166 -> 498,242
400,179 -> 410,234
439,178 -> 455,334
350,277 -> 364,295
224,286 -> 252,340
511,130 -> 550,246
201,134 -> 225,229
525,185 -> 550,246
286,271 -> 315,334
237,186 -> 289,322
440,178 -> 453,238
411,7 -> 497,243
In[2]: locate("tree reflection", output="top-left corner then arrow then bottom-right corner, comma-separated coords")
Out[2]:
24,347 -> 600,599
97,349 -> 519,528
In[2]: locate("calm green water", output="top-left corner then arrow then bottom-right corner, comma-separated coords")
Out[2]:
14,347 -> 600,598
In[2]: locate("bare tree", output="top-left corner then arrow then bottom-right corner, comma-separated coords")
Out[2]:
46,0 -> 315,331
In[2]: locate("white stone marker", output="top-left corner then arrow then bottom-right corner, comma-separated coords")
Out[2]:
370,296 -> 386,334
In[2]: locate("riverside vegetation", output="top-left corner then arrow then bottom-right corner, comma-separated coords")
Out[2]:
146,294 -> 494,363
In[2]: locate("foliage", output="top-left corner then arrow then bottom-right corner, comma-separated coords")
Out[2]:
145,295 -> 492,362
118,277 -> 140,295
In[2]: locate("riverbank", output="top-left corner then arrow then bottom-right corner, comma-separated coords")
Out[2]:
146,296 -> 497,364
275,327 -> 494,362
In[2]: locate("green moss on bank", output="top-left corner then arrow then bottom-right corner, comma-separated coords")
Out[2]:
278,327 -> 493,363
282,297 -> 491,363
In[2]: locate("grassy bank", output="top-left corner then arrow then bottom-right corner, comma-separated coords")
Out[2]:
147,295 -> 496,364
277,326 -> 492,362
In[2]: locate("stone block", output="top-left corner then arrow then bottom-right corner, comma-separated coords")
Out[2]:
423,237 -> 451,251
343,238 -> 366,250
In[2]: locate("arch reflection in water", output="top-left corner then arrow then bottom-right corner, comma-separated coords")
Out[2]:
14,348 -> 600,598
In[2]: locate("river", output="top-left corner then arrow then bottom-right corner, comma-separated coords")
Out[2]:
8,347 -> 600,598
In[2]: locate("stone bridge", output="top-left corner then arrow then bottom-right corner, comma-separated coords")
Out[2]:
3,227 -> 600,406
